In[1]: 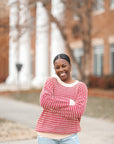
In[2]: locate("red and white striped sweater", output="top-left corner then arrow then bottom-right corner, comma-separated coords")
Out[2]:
36,77 -> 88,134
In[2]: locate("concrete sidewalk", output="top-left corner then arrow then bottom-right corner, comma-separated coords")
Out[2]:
0,96 -> 114,144
0,139 -> 37,144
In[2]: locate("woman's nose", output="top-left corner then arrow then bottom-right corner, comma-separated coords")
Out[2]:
59,67 -> 64,71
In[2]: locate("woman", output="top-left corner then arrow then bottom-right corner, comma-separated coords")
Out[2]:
36,53 -> 88,144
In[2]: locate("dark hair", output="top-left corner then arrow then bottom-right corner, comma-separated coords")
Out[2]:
53,53 -> 71,64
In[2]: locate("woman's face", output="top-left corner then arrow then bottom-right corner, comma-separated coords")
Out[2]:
54,58 -> 71,82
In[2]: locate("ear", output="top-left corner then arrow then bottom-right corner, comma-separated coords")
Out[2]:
69,64 -> 72,71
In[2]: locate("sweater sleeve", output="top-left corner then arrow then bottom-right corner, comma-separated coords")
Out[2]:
51,82 -> 88,119
40,77 -> 70,110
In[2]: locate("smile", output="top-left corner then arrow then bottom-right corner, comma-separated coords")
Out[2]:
60,72 -> 66,77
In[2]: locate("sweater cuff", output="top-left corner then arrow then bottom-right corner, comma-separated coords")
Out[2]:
70,99 -> 75,106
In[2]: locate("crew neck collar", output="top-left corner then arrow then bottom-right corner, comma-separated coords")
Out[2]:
53,75 -> 79,87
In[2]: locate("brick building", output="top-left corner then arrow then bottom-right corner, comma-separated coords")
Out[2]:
0,0 -> 9,82
0,0 -> 114,84
67,0 -> 114,77
91,0 -> 114,76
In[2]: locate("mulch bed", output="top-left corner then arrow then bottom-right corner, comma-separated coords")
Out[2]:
0,118 -> 37,142
88,88 -> 114,99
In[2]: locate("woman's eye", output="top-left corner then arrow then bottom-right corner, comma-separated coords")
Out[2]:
55,66 -> 59,69
62,65 -> 66,68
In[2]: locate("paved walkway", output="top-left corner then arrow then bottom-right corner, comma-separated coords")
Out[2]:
0,139 -> 37,144
0,96 -> 114,144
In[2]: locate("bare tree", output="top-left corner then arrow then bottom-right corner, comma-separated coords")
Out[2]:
36,0 -> 95,84
49,0 -> 94,83
67,0 -> 94,83
0,0 -> 96,84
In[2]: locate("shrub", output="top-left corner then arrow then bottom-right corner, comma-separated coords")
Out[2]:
106,75 -> 114,89
88,75 -> 99,88
88,75 -> 114,89
0,76 -> 6,83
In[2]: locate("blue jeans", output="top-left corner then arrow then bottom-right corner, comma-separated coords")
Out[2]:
37,133 -> 80,144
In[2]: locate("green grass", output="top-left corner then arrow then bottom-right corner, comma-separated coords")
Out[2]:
6,91 -> 41,105
2,91 -> 114,122
84,96 -> 114,122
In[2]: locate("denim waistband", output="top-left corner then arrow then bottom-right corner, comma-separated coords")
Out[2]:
60,133 -> 77,141
38,133 -> 78,141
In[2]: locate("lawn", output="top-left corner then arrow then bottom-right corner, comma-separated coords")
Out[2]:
84,96 -> 114,122
1,89 -> 114,122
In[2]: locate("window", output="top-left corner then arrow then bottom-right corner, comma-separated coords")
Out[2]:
73,15 -> 80,21
73,48 -> 84,66
93,45 -> 104,76
93,0 -> 104,12
72,48 -> 84,78
110,43 -> 114,74
110,0 -> 114,9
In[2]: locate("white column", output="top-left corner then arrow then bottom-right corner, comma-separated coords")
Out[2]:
50,0 -> 65,76
32,2 -> 49,89
6,0 -> 19,84
18,0 -> 32,86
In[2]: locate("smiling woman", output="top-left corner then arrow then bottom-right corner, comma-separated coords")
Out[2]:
36,53 -> 88,144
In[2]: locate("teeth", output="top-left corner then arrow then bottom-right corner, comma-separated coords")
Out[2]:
60,73 -> 66,76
